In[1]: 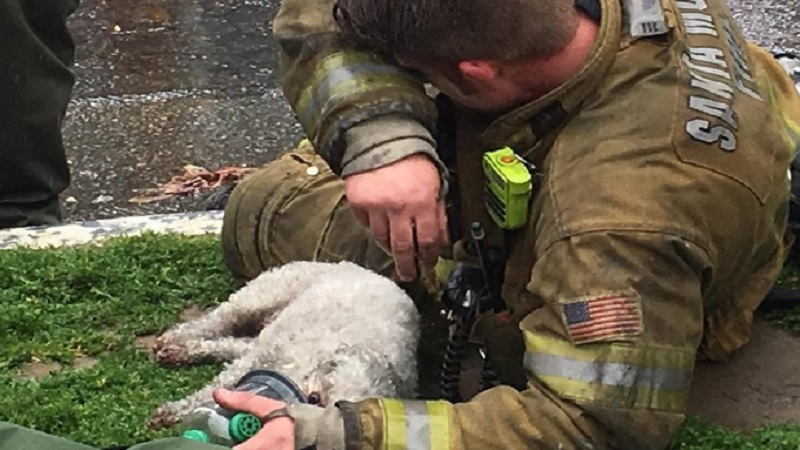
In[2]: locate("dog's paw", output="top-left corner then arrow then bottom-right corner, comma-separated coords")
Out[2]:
145,405 -> 182,430
152,337 -> 191,366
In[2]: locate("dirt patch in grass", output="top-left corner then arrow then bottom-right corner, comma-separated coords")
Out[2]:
15,360 -> 64,380
688,319 -> 800,432
14,356 -> 100,381
134,335 -> 158,352
179,304 -> 206,321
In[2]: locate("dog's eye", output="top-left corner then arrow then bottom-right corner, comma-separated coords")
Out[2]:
307,392 -> 321,405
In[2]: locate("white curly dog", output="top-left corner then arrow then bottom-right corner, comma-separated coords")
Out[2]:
146,260 -> 420,429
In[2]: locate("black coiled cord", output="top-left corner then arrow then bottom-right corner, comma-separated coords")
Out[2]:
479,356 -> 500,392
440,318 -> 470,403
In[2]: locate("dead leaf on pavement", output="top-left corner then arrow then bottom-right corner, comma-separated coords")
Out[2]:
129,164 -> 256,203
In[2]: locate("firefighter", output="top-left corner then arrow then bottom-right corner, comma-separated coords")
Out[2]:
217,0 -> 800,448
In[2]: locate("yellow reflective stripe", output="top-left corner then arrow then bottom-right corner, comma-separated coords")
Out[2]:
523,332 -> 694,412
526,352 -> 690,391
534,374 -> 690,411
382,399 -> 408,450
295,52 -> 423,133
380,399 -> 452,450
525,331 -> 695,368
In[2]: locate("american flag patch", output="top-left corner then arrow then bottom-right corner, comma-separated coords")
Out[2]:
561,293 -> 643,345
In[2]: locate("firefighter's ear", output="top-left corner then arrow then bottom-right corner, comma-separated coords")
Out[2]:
458,60 -> 500,82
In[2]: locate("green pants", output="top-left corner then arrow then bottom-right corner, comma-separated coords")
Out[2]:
0,0 -> 78,229
0,422 -> 224,450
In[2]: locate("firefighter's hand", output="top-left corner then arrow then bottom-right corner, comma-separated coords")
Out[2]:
344,153 -> 449,282
213,389 -> 346,450
213,389 -> 295,450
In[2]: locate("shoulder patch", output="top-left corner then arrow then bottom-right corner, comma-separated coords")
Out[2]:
560,292 -> 644,345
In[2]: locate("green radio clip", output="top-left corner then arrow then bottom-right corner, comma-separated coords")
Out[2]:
482,147 -> 533,230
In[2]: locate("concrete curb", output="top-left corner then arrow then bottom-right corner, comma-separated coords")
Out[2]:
0,210 -> 224,250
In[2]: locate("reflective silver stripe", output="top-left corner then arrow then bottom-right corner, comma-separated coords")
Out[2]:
524,352 -> 691,391
296,64 -> 421,132
404,400 -> 432,450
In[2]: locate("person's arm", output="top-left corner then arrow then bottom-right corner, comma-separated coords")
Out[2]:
272,0 -> 446,181
272,1 -> 451,280
329,230 -> 709,450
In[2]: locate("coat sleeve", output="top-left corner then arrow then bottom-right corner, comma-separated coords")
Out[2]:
0,422 -> 224,450
271,0 -> 440,176
336,230 -> 711,450
0,422 -> 94,450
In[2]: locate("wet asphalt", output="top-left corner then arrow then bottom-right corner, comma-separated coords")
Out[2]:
61,0 -> 302,221
60,0 -> 800,222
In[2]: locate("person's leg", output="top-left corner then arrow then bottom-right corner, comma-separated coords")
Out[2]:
222,140 -> 396,282
0,0 -> 78,229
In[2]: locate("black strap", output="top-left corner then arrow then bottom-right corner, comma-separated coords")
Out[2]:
528,101 -> 568,140
524,0 -> 599,140
576,0 -> 602,22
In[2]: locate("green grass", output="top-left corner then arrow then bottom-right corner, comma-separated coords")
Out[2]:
1,233 -> 800,448
0,233 -> 235,447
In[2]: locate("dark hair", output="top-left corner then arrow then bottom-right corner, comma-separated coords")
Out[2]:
334,0 -> 579,63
